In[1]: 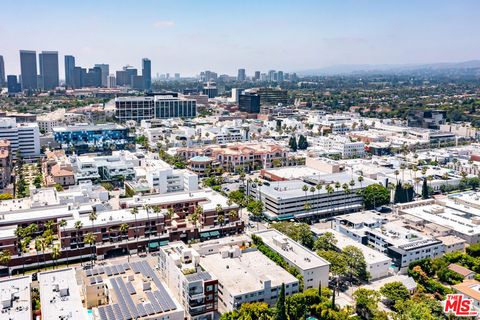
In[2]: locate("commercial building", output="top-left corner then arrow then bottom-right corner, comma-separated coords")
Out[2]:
0,55 -> 5,87
408,109 -> 446,129
202,82 -> 218,98
115,96 -> 155,123
19,50 -> 37,90
94,63 -> 109,87
38,268 -> 86,320
334,211 -> 444,272
196,236 -> 299,312
238,91 -> 260,113
39,51 -> 59,90
81,258 -> 184,320
255,87 -> 288,105
158,242 -> 218,320
115,95 -> 196,122
116,66 -> 137,87
0,275 -> 32,320
0,117 -> 40,158
142,58 -> 151,91
397,193 -> 480,244
53,123 -> 134,155
254,229 -> 330,290
64,55 -> 75,88
71,152 -> 136,183
237,68 -> 246,81
312,228 -> 391,280
247,172 -> 375,220
7,75 -> 21,94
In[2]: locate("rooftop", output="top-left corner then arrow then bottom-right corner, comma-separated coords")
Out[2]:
254,229 -> 330,270
0,276 -> 32,320
38,268 -> 86,320
200,249 -> 298,296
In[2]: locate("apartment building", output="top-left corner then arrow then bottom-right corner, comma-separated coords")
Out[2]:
158,242 -> 218,320
0,117 -> 40,158
196,236 -> 299,312
0,140 -> 12,189
312,228 -> 391,280
176,142 -> 288,171
334,211 -> 444,272
0,275 -> 32,320
80,258 -> 184,320
254,229 -> 330,290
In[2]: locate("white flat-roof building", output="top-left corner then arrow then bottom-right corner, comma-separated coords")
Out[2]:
335,212 -> 444,272
38,268 -> 87,320
312,228 -> 391,280
0,275 -> 32,320
200,246 -> 299,313
0,117 -> 40,158
254,229 -> 330,290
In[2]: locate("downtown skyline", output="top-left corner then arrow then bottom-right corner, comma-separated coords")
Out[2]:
1,0 -> 480,77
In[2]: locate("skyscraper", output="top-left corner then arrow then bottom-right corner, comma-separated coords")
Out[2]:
0,56 -> 5,87
237,68 -> 246,81
19,50 -> 37,90
254,71 -> 260,81
39,51 -> 59,90
64,55 -> 75,88
277,71 -> 284,82
94,63 -> 109,87
7,75 -> 21,94
142,58 -> 151,91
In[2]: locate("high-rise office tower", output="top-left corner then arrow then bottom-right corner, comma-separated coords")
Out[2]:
94,63 -> 109,87
19,50 -> 37,90
107,74 -> 116,88
254,71 -> 260,81
237,68 -> 246,81
64,55 -> 75,88
0,56 -> 5,87
116,66 -> 137,87
73,66 -> 86,89
277,70 -> 284,82
7,75 -> 21,94
142,58 -> 151,90
84,67 -> 102,87
268,70 -> 276,82
39,51 -> 59,90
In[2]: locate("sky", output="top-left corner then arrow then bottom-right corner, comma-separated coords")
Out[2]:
1,0 -> 480,77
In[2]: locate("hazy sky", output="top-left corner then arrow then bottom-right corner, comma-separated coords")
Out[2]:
1,0 -> 480,77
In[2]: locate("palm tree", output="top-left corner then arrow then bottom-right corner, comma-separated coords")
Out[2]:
357,176 -> 364,189
342,183 -> 350,213
227,210 -> 238,222
34,238 -> 42,271
52,246 -> 61,269
143,205 -> 152,240
84,232 -> 96,266
315,184 -> 323,216
130,208 -> 139,254
217,214 -> 225,226
400,163 -> 406,181
88,212 -> 97,237
0,250 -> 11,276
190,206 -> 202,229
119,223 -> 130,257
165,208 -> 174,223
394,170 -> 400,183
58,219 -> 69,266
326,185 -> 334,217
74,220 -> 83,265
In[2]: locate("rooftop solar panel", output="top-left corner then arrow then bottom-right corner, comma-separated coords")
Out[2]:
105,305 -> 115,320
126,281 -> 136,295
146,291 -> 162,313
105,266 -> 112,276
98,306 -> 108,320
137,303 -> 147,317
144,303 -> 154,315
86,269 -> 93,277
112,304 -> 123,320
110,278 -> 131,320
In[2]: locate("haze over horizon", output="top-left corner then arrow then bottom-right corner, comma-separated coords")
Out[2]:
1,0 -> 480,77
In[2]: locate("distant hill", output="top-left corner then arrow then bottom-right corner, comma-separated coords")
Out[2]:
296,60 -> 480,76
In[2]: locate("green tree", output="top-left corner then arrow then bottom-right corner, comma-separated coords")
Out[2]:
275,283 -> 287,320
343,246 -> 369,281
289,136 -> 298,151
422,178 -> 429,199
314,232 -> 338,252
271,222 -> 314,249
361,184 -> 390,209
0,249 -> 11,275
353,288 -> 385,320
84,232 -> 96,266
380,282 -> 409,309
